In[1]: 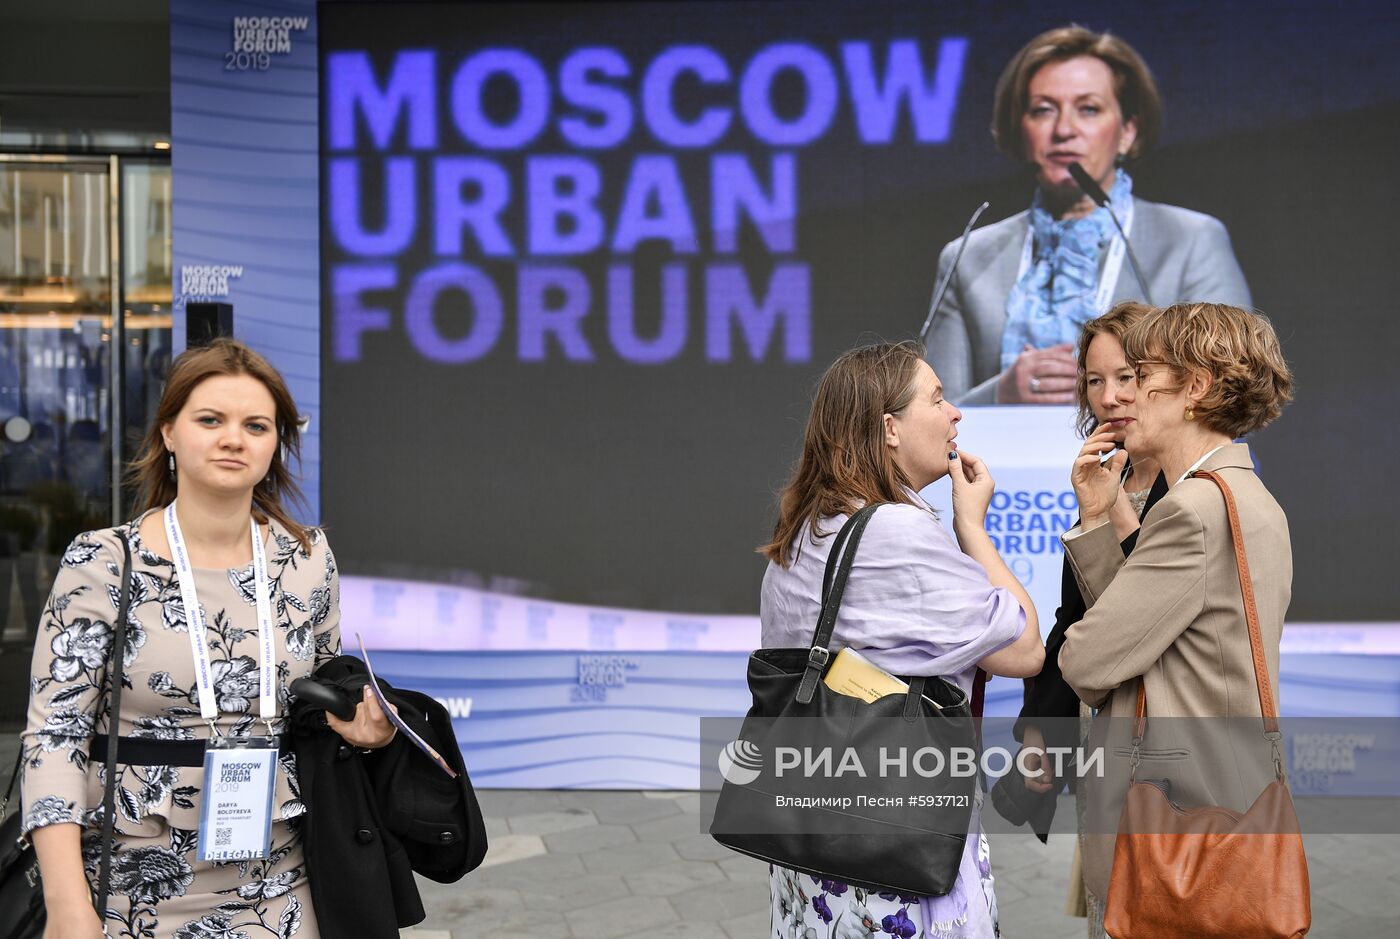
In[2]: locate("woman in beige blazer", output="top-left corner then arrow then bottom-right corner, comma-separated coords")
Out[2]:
1056,301 -> 1294,907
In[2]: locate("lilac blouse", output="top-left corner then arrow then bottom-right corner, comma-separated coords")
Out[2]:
760,498 -> 1025,694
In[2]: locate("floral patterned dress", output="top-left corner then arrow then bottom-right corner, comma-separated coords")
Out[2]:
20,513 -> 340,939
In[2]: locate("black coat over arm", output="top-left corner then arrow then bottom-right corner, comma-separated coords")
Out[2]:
289,655 -> 488,938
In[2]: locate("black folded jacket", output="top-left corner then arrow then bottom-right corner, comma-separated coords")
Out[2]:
288,655 -> 488,938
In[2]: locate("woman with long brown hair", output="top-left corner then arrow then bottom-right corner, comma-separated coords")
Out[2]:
21,339 -> 392,939
761,341 -> 1042,939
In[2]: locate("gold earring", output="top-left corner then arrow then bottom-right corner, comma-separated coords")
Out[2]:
1185,406 -> 1195,421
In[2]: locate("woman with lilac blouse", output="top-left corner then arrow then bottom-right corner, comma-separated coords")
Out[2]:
759,341 -> 1044,938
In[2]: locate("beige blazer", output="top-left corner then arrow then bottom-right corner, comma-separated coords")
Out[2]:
1058,443 -> 1292,901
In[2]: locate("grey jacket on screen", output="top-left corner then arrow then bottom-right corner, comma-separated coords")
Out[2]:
926,199 -> 1252,405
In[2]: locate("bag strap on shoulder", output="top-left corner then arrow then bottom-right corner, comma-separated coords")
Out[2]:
797,504 -> 881,704
1132,470 -> 1282,778
96,531 -> 135,916
820,506 -> 867,602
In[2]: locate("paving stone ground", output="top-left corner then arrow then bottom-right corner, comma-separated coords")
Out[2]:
5,729 -> 1396,937
425,789 -> 1399,938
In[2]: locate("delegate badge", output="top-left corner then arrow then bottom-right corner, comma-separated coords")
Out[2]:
197,736 -> 279,862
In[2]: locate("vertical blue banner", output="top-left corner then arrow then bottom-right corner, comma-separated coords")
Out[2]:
170,0 -> 321,520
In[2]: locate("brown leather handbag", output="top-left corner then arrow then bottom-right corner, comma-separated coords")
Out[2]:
1103,470 -> 1310,939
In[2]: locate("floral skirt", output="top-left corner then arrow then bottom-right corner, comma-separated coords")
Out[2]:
768,846 -> 999,939
767,790 -> 998,938
80,818 -> 319,939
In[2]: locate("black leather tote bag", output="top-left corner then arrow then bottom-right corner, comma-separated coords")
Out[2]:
710,505 -> 978,897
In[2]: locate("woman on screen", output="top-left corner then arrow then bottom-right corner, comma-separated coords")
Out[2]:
1057,302 -> 1293,914
927,26 -> 1251,405
20,339 -> 393,939
760,341 -> 1043,938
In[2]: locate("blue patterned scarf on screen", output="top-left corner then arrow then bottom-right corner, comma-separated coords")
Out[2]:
1000,170 -> 1134,370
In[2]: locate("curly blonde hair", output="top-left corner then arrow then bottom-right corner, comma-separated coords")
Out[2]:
1121,303 -> 1293,439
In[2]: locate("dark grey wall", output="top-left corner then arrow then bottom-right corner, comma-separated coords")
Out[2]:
0,1 -> 169,139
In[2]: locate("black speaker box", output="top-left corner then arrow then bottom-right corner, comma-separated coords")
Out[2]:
186,302 -> 233,347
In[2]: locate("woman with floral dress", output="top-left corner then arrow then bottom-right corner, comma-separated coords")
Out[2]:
759,342 -> 1044,938
21,339 -> 395,939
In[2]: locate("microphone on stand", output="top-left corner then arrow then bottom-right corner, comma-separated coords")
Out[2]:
1067,162 -> 1154,306
919,201 -> 990,345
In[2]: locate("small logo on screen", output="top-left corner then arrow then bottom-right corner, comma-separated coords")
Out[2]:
718,739 -> 762,786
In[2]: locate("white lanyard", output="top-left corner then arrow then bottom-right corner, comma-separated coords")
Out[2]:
1017,200 -> 1134,315
164,502 -> 277,725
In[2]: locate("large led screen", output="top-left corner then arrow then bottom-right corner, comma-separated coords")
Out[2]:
321,0 -> 1400,627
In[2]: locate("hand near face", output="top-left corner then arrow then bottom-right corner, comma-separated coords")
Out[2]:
1071,423 -> 1128,529
997,344 -> 1078,405
949,448 -> 995,529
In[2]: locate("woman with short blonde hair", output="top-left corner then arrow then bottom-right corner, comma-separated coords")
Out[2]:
1059,302 -> 1294,909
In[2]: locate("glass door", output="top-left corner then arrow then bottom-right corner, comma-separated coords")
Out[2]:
0,154 -> 172,723
0,158 -> 113,652
120,160 -> 175,518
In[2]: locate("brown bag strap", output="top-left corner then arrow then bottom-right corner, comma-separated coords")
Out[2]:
1191,470 -> 1279,730
1132,469 -> 1281,769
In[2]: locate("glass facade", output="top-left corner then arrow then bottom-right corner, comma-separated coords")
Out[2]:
0,154 -> 171,720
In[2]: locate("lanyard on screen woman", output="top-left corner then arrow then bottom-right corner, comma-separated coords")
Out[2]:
164,501 -> 277,730
1016,199 -> 1134,315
